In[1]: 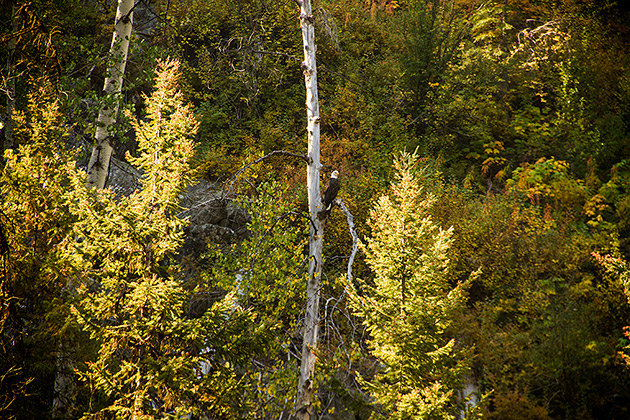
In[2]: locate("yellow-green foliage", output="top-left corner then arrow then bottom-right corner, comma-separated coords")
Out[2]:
593,252 -> 630,368
6,1 -> 630,418
431,177 -> 629,419
201,179 -> 308,418
506,157 -> 587,211
348,151 -> 472,420
125,59 -> 199,211
62,60 -> 273,419
0,83 -> 81,418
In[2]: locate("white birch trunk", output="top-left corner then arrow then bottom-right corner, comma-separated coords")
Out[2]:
295,1 -> 323,419
457,375 -> 480,419
86,0 -> 134,189
51,342 -> 76,419
52,1 -> 134,414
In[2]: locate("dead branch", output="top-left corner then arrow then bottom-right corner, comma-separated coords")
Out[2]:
336,198 -> 359,286
227,150 -> 311,194
250,49 -> 302,63
178,151 -> 310,219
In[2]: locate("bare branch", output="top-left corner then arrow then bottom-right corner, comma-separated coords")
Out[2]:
336,198 -> 359,285
250,49 -> 301,63
226,150 -> 311,194
251,210 -> 301,267
178,151 -> 311,219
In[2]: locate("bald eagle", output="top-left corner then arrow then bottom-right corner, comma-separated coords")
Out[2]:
318,170 -> 340,219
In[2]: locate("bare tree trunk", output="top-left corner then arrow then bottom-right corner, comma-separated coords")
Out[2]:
52,1 -> 134,415
86,0 -> 134,189
295,1 -> 323,419
51,342 -> 76,419
3,3 -> 18,153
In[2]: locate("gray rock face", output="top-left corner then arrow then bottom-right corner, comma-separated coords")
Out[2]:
179,180 -> 249,258
105,158 -> 142,197
105,157 -> 249,257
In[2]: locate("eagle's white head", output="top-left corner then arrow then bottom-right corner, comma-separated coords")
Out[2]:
331,170 -> 339,179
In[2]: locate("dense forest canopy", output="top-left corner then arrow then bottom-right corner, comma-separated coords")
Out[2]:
2,0 -> 630,419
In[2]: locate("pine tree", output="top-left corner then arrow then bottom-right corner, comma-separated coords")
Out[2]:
66,59 -> 267,419
0,82 -> 82,418
348,151 -> 471,420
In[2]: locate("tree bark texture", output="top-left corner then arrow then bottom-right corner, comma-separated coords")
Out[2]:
86,0 -> 134,189
295,1 -> 323,419
51,342 -> 76,419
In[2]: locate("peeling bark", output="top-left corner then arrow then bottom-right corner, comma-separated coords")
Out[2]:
51,342 -> 76,419
86,0 -> 134,189
295,0 -> 323,418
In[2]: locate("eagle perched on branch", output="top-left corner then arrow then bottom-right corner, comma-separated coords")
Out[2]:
318,170 -> 340,220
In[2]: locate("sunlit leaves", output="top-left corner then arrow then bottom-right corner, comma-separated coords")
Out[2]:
506,157 -> 586,210
348,151 -> 471,419
64,60 -> 269,419
0,82 -> 81,418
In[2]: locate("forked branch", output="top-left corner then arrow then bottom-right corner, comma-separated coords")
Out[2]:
227,150 -> 311,194
336,198 -> 359,285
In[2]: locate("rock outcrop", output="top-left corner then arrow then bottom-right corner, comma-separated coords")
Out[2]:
105,157 -> 249,259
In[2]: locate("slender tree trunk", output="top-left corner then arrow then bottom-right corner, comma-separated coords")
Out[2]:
295,1 -> 323,419
86,0 -> 134,189
3,3 -> 18,154
53,1 -> 134,415
51,342 -> 76,419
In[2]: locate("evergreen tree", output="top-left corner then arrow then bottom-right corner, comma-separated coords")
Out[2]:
348,151 -> 472,420
0,82 -> 82,419
66,59 -> 269,419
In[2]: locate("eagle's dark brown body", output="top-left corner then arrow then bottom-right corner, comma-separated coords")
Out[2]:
319,170 -> 340,219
